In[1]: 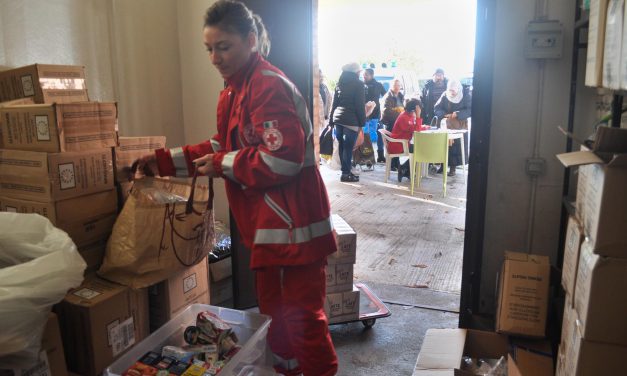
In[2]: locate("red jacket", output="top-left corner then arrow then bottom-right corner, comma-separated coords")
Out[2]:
155,53 -> 336,269
388,111 -> 427,154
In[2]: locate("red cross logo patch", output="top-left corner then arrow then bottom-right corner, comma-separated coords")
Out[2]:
262,120 -> 283,151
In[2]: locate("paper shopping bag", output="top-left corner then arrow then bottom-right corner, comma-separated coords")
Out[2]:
98,177 -> 214,288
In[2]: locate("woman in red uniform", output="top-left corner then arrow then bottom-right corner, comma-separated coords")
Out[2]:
388,98 -> 428,182
136,1 -> 337,375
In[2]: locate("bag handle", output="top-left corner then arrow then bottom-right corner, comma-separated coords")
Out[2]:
186,165 -> 214,214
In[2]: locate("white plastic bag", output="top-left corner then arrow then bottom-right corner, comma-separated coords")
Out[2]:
0,213 -> 86,367
328,138 -> 342,170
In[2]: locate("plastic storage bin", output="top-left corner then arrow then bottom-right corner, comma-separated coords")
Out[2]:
104,304 -> 271,376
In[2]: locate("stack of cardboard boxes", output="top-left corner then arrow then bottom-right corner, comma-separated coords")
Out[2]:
324,214 -> 360,324
556,127 -> 627,375
0,64 -> 214,376
0,64 -> 118,273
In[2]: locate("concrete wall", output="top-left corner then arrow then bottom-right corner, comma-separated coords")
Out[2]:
478,0 -> 599,312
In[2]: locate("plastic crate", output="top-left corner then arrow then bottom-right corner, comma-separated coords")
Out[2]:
104,304 -> 271,376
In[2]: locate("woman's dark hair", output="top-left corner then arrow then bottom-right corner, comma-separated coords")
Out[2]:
204,0 -> 271,57
404,98 -> 422,113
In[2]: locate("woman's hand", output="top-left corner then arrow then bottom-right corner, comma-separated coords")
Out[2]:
193,154 -> 218,177
450,112 -> 458,119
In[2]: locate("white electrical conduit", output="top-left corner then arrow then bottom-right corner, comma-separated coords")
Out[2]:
526,0 -> 549,252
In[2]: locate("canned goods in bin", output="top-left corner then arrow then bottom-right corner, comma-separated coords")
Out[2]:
103,304 -> 271,376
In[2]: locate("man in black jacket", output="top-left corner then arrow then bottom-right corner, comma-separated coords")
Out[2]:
364,68 -> 387,162
421,68 -> 448,126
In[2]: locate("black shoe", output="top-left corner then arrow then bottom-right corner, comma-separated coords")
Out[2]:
390,166 -> 398,172
377,156 -> 386,163
447,168 -> 456,177
341,173 -> 359,182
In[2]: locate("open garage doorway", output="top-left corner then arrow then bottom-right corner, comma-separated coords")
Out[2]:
317,0 -> 477,298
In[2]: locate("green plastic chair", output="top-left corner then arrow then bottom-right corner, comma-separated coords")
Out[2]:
411,131 -> 449,196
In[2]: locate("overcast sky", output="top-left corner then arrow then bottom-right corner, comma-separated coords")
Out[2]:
319,0 -> 477,81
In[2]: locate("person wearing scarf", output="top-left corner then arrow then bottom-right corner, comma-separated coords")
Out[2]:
434,79 -> 471,176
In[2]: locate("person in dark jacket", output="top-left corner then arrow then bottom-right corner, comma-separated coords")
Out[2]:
363,68 -> 387,162
380,79 -> 405,170
421,68 -> 448,126
329,62 -> 366,182
434,79 -> 471,176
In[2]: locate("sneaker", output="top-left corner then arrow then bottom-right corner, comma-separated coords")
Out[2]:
341,174 -> 359,182
377,156 -> 386,163
390,166 -> 398,172
447,167 -> 456,177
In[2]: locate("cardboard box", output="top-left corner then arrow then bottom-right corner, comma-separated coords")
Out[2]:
557,127 -> 627,257
324,285 -> 359,323
210,276 -> 233,305
0,102 -> 117,153
0,189 -> 117,246
114,136 -> 166,182
42,313 -> 69,376
585,0 -> 609,87
556,305 -> 627,375
149,259 -> 210,331
0,148 -> 114,202
602,0 -> 624,89
561,216 -> 584,301
0,97 -> 35,107
417,330 -> 511,375
573,240 -> 627,346
413,328 -> 553,376
0,64 -> 89,104
78,240 -> 107,274
326,263 -> 354,293
209,255 -> 232,282
0,98 -> 35,148
496,251 -> 550,338
508,346 -> 553,376
55,275 -> 149,376
329,214 -> 356,264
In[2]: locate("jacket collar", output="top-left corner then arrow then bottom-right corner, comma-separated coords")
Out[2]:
225,52 -> 261,93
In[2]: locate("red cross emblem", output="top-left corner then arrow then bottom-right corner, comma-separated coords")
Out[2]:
263,128 -> 283,151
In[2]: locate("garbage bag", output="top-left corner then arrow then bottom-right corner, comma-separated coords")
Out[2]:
98,177 -> 214,289
0,212 -> 86,367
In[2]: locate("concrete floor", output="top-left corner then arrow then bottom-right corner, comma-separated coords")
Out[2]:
321,156 -> 467,375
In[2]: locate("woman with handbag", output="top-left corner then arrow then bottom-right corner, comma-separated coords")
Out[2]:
329,62 -> 367,182
135,1 -> 337,375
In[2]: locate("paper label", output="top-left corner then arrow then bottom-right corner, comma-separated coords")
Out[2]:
21,74 -> 35,97
73,287 -> 101,300
183,273 -> 198,294
109,317 -> 136,356
34,115 -> 50,141
58,162 -> 76,190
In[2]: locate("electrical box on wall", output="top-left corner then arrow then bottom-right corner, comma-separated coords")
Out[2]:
525,20 -> 564,59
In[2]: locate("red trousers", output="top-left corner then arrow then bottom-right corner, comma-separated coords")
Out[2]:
255,259 -> 338,376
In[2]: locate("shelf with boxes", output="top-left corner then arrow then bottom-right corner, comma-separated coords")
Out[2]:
557,1 -> 627,374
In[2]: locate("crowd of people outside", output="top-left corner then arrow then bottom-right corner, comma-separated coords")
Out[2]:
319,65 -> 472,182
